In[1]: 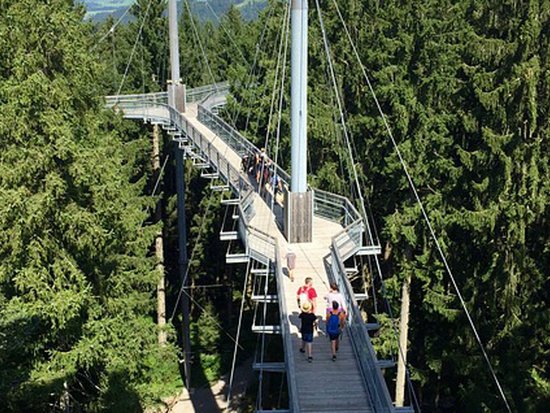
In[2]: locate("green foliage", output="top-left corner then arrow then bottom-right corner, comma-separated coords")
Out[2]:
193,301 -> 221,353
2,0 -> 547,411
0,0 -> 179,411
227,0 -> 550,411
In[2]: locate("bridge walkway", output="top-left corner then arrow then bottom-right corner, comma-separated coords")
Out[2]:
106,88 -> 399,412
184,103 -> 372,412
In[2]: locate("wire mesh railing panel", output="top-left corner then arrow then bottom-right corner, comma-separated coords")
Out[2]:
186,81 -> 229,104
328,246 -> 394,413
313,188 -> 360,227
333,221 -> 364,261
198,106 -> 254,156
235,191 -> 299,411
105,92 -> 168,107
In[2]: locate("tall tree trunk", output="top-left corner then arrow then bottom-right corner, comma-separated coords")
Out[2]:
153,124 -> 167,345
396,270 -> 411,406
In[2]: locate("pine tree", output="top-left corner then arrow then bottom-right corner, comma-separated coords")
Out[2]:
0,1 -> 179,410
223,0 -> 549,410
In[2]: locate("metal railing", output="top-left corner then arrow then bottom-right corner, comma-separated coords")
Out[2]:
318,185 -> 393,411
163,101 -> 301,413
238,200 -> 300,413
105,91 -> 168,107
198,105 -> 256,156
273,237 -> 300,413
186,81 -> 229,104
313,188 -> 360,228
106,86 -> 371,260
327,243 -> 394,413
196,103 -> 377,260
105,82 -> 229,108
197,105 -> 293,193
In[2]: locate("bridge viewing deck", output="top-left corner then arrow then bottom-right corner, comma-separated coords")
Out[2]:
105,86 -> 406,413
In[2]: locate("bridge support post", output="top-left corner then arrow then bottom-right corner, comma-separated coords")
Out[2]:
284,191 -> 313,243
290,0 -> 308,194
287,0 -> 312,243
167,0 -> 186,113
175,145 -> 191,391
168,82 -> 186,113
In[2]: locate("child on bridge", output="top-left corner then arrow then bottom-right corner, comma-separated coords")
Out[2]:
299,301 -> 317,363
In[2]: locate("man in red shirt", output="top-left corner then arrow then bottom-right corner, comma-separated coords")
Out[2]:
297,277 -> 318,313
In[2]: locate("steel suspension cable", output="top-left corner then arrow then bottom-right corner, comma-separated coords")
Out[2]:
330,1 -> 512,411
322,60 -> 357,203
269,1 -> 291,216
168,184 -> 244,351
115,0 -> 153,99
140,32 -> 146,94
205,1 -> 249,66
183,0 -> 218,86
314,1 -> 421,410
259,1 -> 290,196
90,2 -> 135,52
213,3 -> 279,151
111,29 -> 117,92
169,185 -> 214,318
225,258 -> 252,411
234,4 -> 276,130
313,0 -> 371,240
155,17 -> 169,89
250,4 -> 288,143
151,154 -> 170,196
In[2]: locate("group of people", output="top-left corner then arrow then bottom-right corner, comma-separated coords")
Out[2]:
297,278 -> 347,363
241,148 -> 283,198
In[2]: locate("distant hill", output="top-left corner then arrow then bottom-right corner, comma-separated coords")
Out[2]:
81,0 -> 267,22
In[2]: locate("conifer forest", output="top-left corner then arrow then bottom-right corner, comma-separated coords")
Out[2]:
0,1 -> 548,412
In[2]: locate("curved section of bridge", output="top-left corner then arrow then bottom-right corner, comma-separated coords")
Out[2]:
105,86 -> 408,413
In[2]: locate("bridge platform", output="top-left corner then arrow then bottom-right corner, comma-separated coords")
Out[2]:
106,88 -> 399,412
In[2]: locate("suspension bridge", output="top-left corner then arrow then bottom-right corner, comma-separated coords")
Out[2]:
101,0 -> 513,412
107,80 -> 406,413
102,0 -> 414,410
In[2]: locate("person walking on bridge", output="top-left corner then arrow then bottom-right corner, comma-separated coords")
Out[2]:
324,282 -> 347,317
297,277 -> 317,313
326,301 -> 346,361
299,301 -> 317,362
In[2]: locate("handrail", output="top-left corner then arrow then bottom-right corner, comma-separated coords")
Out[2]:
237,193 -> 300,412
327,235 -> 394,412
187,81 -> 229,104
196,104 -> 380,255
197,105 -> 292,190
105,86 -> 371,250
105,91 -> 168,106
165,100 -> 301,412
105,82 -> 229,107
313,188 -> 361,228
274,237 -> 300,413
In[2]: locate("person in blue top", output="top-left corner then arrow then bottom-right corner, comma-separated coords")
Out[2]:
326,300 -> 346,361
